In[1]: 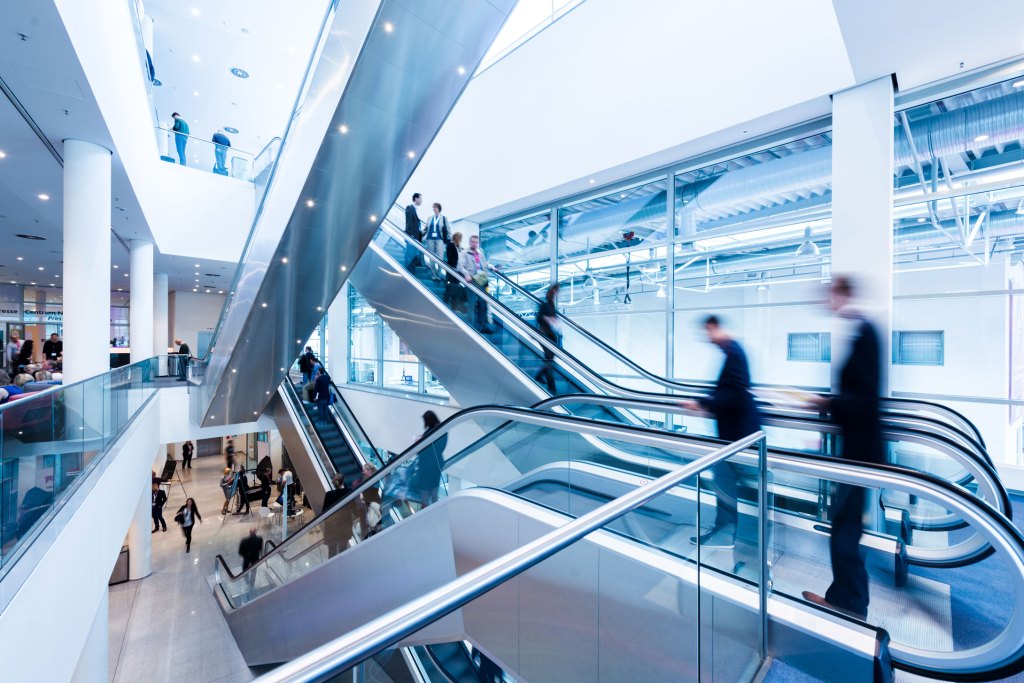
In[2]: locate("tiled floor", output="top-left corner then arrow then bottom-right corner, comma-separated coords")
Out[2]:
107,454 -> 284,683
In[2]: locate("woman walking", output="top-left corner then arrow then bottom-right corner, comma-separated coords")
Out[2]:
220,467 -> 234,515
175,497 -> 202,553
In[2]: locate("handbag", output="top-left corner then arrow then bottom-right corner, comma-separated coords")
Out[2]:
174,511 -> 185,525
473,272 -> 489,288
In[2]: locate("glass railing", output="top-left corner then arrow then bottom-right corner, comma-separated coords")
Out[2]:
156,127 -> 256,181
0,357 -> 163,580
214,406 -> 764,609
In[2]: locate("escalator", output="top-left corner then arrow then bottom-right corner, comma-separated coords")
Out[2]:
214,404 -> 1024,681
349,213 -> 1009,535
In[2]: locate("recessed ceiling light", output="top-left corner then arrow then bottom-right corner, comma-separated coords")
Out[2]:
230,68 -> 249,79
0,151 -> 6,158
974,134 -> 989,143
124,272 -> 129,276
194,263 -> 200,267
37,193 -> 49,200
16,257 -> 22,261
218,290 -> 224,294
370,214 -> 378,222
261,302 -> 267,308
383,21 -> 394,32
191,7 -> 200,16
117,287 -> 122,291
48,283 -> 53,287
7,281 -> 13,284
55,274 -> 59,278
588,179 -> 595,185
305,199 -> 315,208
287,45 -> 296,53
30,282 -> 35,286
193,288 -> 198,292
113,264 -> 118,269
341,265 -> 347,272
316,306 -> 322,311
338,124 -> 349,134
37,266 -> 43,271
457,66 -> 466,75
281,257 -> 288,263
193,91 -> 200,97
407,150 -> 416,159
192,55 -> 200,63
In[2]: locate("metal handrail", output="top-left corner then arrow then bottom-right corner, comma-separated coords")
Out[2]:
212,402 -> 748,596
255,432 -> 768,682
385,202 -> 985,450
376,217 -> 990,467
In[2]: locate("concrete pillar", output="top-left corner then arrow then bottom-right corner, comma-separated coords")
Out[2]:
831,76 -> 894,395
153,272 -> 169,355
63,139 -> 112,384
326,284 -> 348,377
130,240 -> 154,364
127,480 -> 153,579
70,591 -> 108,683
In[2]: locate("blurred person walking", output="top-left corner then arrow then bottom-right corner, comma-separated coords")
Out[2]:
681,315 -> 760,549
212,129 -> 231,175
298,346 -> 319,384
171,112 -> 189,165
534,283 -> 562,394
174,498 -> 202,553
312,368 -> 334,423
404,192 -> 424,267
423,202 -> 451,279
444,232 -> 466,310
802,276 -> 884,621
458,235 -> 492,333
220,467 -> 234,515
413,411 -> 447,506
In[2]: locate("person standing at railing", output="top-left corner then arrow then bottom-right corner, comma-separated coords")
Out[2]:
312,368 -> 334,423
534,283 -> 562,394
680,315 -> 761,550
458,234 -> 493,333
174,338 -> 191,381
171,112 -> 189,166
444,232 -> 466,311
802,276 -> 884,622
5,330 -> 21,376
423,202 -> 451,280
182,440 -> 194,469
298,346 -> 319,384
404,192 -> 424,267
212,129 -> 232,176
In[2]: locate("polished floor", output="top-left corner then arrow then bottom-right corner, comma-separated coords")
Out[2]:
107,453 -> 292,683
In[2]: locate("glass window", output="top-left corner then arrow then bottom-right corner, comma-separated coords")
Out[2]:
787,333 -> 831,363
481,210 -> 552,271
558,177 -> 668,264
892,331 -> 943,366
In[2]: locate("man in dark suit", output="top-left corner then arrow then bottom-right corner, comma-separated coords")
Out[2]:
174,338 -> 191,381
152,482 -> 168,532
682,315 -> 760,548
322,475 -> 353,557
803,276 -> 883,621
404,192 -> 423,267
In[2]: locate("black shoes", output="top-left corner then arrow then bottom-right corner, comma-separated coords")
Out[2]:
689,525 -> 736,548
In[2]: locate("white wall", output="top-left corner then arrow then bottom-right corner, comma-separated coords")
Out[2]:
339,386 -> 458,456
406,0 -> 854,222
168,290 -> 226,354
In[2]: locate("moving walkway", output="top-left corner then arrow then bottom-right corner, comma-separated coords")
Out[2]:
214,404 -> 1024,681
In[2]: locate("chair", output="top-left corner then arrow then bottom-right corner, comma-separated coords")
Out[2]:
257,506 -> 274,532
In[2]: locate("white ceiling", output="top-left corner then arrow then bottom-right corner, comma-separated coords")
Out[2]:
143,0 -> 330,155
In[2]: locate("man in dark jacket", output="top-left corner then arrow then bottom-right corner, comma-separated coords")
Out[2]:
42,333 -> 62,363
682,315 -> 760,548
322,475 -> 352,557
238,527 -> 263,589
298,346 -> 319,384
803,276 -> 883,621
174,338 -> 191,381
152,482 -> 168,532
312,370 -> 333,423
404,192 -> 423,267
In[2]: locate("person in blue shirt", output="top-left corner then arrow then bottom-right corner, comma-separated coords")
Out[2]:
212,129 -> 231,175
423,202 -> 451,279
682,315 -> 761,549
171,113 -> 189,165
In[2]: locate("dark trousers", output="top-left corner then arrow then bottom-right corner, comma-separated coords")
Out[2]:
152,506 -> 166,531
182,452 -> 192,469
474,295 -> 488,331
261,490 -> 271,507
182,523 -> 194,551
236,490 -> 251,514
825,484 -> 869,615
317,401 -> 330,422
710,462 -> 739,530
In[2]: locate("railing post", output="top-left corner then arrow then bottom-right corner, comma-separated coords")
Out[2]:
758,434 -> 769,661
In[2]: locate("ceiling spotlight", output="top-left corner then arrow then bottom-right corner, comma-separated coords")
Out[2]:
7,281 -> 13,284
407,150 -> 416,159
261,302 -> 267,308
192,55 -> 200,63
340,265 -> 347,272
316,306 -> 323,311
457,66 -> 466,75
117,287 -> 122,291
383,21 -> 394,32
974,134 -> 989,143
124,272 -> 129,276
29,282 -> 36,286
230,68 -> 249,79
306,199 -> 315,208
339,124 -> 349,134
193,288 -> 198,292
113,264 -> 119,269
16,256 -> 23,261
37,266 -> 43,271
370,214 -> 378,222
795,227 -> 820,258
37,193 -> 49,200
588,179 -> 595,185
0,150 -> 6,158
191,7 -> 200,16
218,290 -> 224,294
281,257 -> 289,263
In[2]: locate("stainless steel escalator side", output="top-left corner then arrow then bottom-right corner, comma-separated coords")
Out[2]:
193,0 -> 518,426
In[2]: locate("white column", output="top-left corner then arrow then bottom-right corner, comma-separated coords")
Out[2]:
326,284 -> 348,377
153,272 -> 168,355
63,139 -> 112,384
831,76 -> 894,394
129,240 -> 154,364
127,481 -> 153,579
70,591 -> 108,683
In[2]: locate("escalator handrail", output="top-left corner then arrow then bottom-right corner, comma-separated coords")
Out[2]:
212,402 -> 770,595
527,393 -> 1010,523
385,203 -> 986,450
254,432 -> 770,683
255,436 -> 1024,682
287,374 -> 380,471
279,380 -> 339,479
377,216 -> 988,463
324,377 -> 385,468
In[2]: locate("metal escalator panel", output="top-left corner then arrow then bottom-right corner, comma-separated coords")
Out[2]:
192,0 -> 517,426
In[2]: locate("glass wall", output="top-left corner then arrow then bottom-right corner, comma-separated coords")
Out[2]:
346,287 -> 448,399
